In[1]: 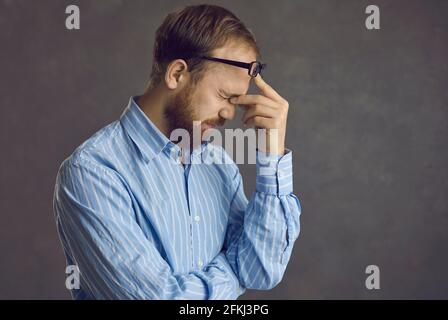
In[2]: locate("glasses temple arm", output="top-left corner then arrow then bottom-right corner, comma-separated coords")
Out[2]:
200,56 -> 251,70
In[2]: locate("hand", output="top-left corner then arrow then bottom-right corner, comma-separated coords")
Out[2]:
229,75 -> 289,156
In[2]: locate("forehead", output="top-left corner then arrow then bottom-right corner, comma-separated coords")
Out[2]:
203,41 -> 258,96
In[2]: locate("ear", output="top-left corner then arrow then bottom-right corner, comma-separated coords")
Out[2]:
164,59 -> 189,90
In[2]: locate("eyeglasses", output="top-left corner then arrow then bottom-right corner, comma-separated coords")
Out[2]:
198,56 -> 267,78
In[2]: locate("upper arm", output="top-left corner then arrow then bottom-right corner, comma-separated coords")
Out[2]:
54,157 -> 162,298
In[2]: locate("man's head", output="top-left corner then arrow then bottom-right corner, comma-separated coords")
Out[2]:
149,4 -> 261,142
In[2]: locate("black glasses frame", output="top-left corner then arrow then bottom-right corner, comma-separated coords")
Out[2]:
198,56 -> 267,77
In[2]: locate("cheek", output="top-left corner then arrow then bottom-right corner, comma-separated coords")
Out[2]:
193,94 -> 223,119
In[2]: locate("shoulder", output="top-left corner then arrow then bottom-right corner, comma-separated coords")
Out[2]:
58,121 -> 126,184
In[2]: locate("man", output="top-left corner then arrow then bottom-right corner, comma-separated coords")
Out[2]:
53,4 -> 302,299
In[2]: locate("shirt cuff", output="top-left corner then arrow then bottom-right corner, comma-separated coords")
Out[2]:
256,148 -> 293,195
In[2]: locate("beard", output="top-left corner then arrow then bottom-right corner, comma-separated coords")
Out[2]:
164,81 -> 197,142
163,81 -> 225,150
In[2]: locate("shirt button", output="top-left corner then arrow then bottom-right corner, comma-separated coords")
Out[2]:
194,215 -> 200,222
197,260 -> 203,268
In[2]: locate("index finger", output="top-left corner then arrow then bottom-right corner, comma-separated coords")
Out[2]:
254,75 -> 284,102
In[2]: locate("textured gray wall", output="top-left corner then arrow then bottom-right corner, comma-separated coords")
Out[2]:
0,0 -> 447,299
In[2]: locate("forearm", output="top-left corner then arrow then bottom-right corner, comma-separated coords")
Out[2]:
224,150 -> 302,290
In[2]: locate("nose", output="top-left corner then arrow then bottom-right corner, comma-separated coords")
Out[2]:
218,103 -> 236,120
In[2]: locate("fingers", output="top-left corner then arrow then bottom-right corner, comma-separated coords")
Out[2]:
230,94 -> 276,109
242,105 -> 276,124
245,115 -> 275,129
228,75 -> 289,133
254,75 -> 285,103
229,76 -> 287,107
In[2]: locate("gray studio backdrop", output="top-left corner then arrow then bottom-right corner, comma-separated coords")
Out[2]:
0,0 -> 447,299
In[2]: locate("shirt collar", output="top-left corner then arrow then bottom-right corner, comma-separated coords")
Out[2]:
120,96 -> 211,164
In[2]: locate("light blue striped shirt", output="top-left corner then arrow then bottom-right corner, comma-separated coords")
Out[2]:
53,96 -> 302,300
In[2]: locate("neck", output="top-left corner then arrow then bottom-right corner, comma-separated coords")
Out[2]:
136,85 -> 170,138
